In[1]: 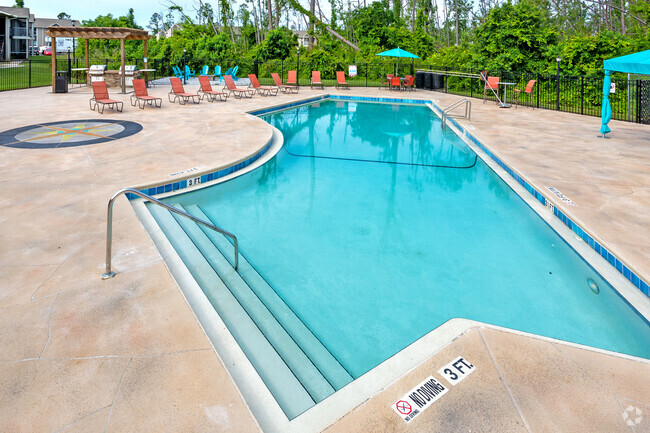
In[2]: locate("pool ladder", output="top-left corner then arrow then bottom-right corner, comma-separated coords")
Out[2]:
101,188 -> 238,279
441,98 -> 472,129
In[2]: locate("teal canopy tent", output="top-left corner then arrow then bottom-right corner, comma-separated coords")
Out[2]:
376,48 -> 420,75
601,49 -> 650,136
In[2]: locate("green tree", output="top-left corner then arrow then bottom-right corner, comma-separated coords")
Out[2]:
473,0 -> 558,71
13,0 -> 24,7
57,12 -> 71,20
258,27 -> 297,60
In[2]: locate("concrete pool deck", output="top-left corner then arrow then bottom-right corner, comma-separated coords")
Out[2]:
0,83 -> 648,432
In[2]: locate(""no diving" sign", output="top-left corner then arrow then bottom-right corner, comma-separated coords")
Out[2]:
391,376 -> 448,423
391,356 -> 476,423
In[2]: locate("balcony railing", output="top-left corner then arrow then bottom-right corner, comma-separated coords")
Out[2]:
10,27 -> 29,37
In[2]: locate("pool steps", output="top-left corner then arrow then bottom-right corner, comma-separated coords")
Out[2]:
147,203 -> 353,419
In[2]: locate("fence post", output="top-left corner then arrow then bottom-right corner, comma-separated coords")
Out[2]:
28,59 -> 32,88
556,67 -> 560,111
580,76 -> 584,116
470,67 -> 473,98
537,73 -> 541,108
365,63 -> 368,87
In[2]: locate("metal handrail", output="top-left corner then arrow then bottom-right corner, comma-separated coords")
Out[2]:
102,187 -> 238,279
441,98 -> 472,129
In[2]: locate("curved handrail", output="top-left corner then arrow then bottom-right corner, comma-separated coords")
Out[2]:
441,98 -> 472,129
102,187 -> 238,279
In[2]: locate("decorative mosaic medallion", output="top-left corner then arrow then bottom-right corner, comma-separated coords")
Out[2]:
0,119 -> 142,149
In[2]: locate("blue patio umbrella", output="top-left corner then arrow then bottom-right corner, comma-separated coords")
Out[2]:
376,47 -> 420,74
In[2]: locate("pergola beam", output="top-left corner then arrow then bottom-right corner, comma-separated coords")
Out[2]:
46,26 -> 151,94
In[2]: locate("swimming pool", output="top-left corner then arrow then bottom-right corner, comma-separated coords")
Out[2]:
145,98 -> 650,419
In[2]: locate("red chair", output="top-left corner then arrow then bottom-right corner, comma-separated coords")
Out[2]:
483,76 -> 500,104
389,76 -> 401,91
248,74 -> 278,96
287,70 -> 298,86
198,75 -> 229,102
130,79 -> 162,109
402,75 -> 415,91
168,77 -> 200,104
385,74 -> 394,88
223,75 -> 254,98
336,71 -> 349,90
514,80 -> 536,109
271,73 -> 299,94
311,71 -> 323,89
90,81 -> 123,114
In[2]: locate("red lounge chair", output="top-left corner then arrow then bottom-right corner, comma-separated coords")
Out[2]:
336,71 -> 349,90
389,76 -> 401,91
248,74 -> 278,96
130,79 -> 162,109
287,70 -> 298,86
311,71 -> 323,89
90,81 -> 123,114
271,73 -> 299,94
402,75 -> 415,91
514,79 -> 536,109
223,75 -> 254,98
168,77 -> 200,104
198,75 -> 229,102
483,75 -> 500,104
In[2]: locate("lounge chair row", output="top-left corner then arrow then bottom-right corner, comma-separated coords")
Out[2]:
309,70 -> 350,90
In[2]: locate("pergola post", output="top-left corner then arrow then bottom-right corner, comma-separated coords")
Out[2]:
51,36 -> 56,93
84,39 -> 89,86
120,38 -> 126,94
144,39 -> 148,84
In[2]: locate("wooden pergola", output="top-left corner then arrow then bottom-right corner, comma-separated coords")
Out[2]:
45,27 -> 151,94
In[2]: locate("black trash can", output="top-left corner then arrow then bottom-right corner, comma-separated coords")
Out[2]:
432,74 -> 444,89
423,72 -> 433,90
415,71 -> 425,89
55,71 -> 68,93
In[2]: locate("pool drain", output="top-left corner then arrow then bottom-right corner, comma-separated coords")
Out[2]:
588,278 -> 600,294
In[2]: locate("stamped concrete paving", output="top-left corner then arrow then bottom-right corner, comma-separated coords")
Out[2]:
0,83 -> 648,432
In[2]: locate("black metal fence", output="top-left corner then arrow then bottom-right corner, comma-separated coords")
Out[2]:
2,56 -> 648,124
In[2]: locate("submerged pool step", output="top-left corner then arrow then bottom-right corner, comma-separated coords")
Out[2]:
184,203 -> 353,391
169,203 -> 339,402
147,204 -> 316,419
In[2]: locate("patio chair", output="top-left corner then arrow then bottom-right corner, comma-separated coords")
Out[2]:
198,75 -> 229,102
389,76 -> 401,91
172,66 -> 184,79
483,75 -> 500,104
231,66 -> 239,80
271,73 -> 299,94
402,75 -> 415,91
248,74 -> 278,96
200,65 -> 210,76
130,79 -> 162,109
513,79 -> 536,109
223,75 -> 254,98
213,65 -> 222,81
287,70 -> 298,86
168,77 -> 200,104
184,65 -> 196,79
89,81 -> 123,114
385,74 -> 394,88
336,71 -> 349,90
311,71 -> 323,89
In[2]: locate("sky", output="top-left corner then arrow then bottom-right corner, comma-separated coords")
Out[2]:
19,0 -> 200,26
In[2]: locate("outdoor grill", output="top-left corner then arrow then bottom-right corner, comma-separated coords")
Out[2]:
88,65 -> 107,82
124,65 -> 137,86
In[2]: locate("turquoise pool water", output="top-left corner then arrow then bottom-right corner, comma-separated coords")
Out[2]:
170,100 -> 650,377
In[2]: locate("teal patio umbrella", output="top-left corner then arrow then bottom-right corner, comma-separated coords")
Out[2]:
376,47 -> 420,75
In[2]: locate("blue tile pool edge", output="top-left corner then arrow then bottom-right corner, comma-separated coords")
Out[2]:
125,140 -> 274,201
441,114 -> 650,300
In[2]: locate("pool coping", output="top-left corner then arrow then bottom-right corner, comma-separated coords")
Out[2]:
131,94 -> 650,433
